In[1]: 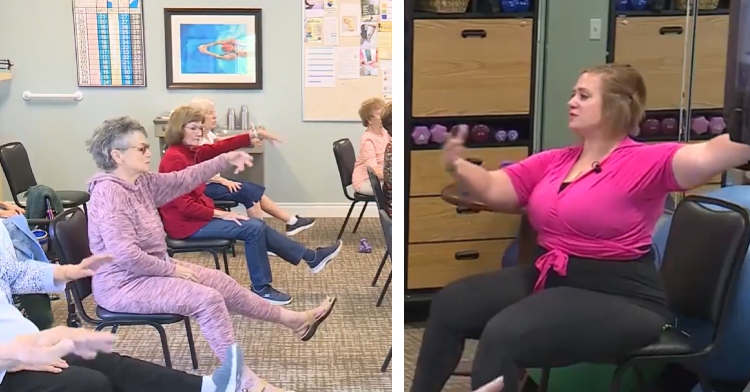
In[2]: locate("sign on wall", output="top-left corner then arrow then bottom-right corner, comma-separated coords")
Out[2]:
72,0 -> 146,87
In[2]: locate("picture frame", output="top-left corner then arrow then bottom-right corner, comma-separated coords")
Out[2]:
164,8 -> 263,90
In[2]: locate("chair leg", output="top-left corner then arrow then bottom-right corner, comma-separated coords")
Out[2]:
337,201 -> 357,240
222,250 -> 230,275
64,287 -> 81,328
376,271 -> 391,307
372,252 -> 389,286
381,347 -> 391,372
150,323 -> 173,368
184,319 -> 199,370
696,372 -> 712,392
208,250 -> 220,270
633,366 -> 647,391
539,368 -> 551,392
352,201 -> 369,234
609,364 -> 630,392
82,203 -> 88,215
231,241 -> 237,257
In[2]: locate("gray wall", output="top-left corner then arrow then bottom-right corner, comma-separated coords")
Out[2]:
538,0 -> 611,149
0,0 -> 363,204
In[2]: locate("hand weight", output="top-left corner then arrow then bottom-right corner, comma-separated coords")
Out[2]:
429,124 -> 448,144
507,130 -> 519,141
630,0 -> 648,10
691,116 -> 710,135
499,161 -> 514,168
661,118 -> 678,135
470,124 -> 490,143
641,118 -> 660,136
411,126 -> 430,145
709,117 -> 726,135
494,129 -> 508,142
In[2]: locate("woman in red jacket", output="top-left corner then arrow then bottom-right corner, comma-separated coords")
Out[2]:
158,106 -> 342,305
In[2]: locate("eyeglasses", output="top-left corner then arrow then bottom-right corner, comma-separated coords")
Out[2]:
128,144 -> 150,154
184,125 -> 205,133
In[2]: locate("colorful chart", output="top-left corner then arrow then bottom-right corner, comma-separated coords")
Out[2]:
73,0 -> 146,87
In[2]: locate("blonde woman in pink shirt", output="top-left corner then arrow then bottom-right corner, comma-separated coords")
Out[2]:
411,64 -> 750,392
352,98 -> 391,195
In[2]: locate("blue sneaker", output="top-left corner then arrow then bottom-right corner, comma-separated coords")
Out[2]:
251,285 -> 292,305
211,343 -> 244,392
308,240 -> 342,274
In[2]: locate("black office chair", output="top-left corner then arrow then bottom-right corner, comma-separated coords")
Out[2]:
367,167 -> 390,287
332,138 -> 375,240
537,196 -> 750,392
166,237 -> 232,275
210,199 -> 238,257
376,209 -> 391,308
0,142 -> 90,212
50,208 -> 199,370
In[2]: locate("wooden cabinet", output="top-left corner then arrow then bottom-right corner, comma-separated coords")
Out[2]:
408,240 -> 513,289
412,19 -> 534,117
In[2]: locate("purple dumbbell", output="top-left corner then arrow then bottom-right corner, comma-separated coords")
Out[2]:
641,118 -> 660,136
507,129 -> 519,141
494,129 -> 508,142
661,118 -> 678,136
691,116 -> 709,135
411,126 -> 430,145
470,124 -> 490,143
429,124 -> 448,144
709,117 -> 726,135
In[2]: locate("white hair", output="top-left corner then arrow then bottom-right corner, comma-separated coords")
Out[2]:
189,97 -> 215,114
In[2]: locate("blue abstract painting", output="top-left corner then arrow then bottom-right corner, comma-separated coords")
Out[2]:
178,23 -> 251,75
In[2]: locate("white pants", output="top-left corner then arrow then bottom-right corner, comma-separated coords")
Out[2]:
355,181 -> 382,196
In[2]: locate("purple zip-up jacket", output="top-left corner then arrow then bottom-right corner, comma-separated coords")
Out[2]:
86,154 -> 229,305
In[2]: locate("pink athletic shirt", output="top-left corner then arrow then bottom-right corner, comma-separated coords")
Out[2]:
503,137 -> 685,291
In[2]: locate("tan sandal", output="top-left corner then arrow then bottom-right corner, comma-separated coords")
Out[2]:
245,379 -> 296,392
295,296 -> 337,341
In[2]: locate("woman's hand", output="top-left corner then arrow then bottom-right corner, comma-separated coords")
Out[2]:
173,264 -> 198,283
215,210 -> 250,226
55,254 -> 113,283
221,179 -> 242,193
257,128 -> 283,144
9,358 -> 68,374
443,127 -> 467,172
4,327 -> 116,369
0,202 -> 24,218
475,376 -> 504,392
225,151 -> 254,174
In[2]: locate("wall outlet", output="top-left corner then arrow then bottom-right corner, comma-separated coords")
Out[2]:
589,18 -> 602,40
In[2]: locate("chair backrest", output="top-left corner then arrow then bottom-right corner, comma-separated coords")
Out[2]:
332,138 -> 356,189
378,209 -> 391,253
367,167 -> 387,210
49,208 -> 94,302
661,196 -> 750,334
0,142 -> 38,204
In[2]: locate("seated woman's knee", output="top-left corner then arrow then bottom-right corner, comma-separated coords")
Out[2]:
479,312 -> 525,350
429,281 -> 473,328
236,218 -> 265,240
57,366 -> 113,392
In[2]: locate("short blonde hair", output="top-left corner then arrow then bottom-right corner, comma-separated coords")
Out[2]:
358,97 -> 386,127
164,106 -> 204,145
189,97 -> 216,116
582,63 -> 647,135
381,101 -> 392,136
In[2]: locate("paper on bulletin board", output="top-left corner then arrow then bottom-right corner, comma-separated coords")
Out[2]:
381,60 -> 392,100
304,18 -> 323,45
324,0 -> 338,15
361,0 -> 379,21
340,3 -> 360,37
337,47 -> 360,79
377,21 -> 392,59
323,17 -> 339,46
305,47 -> 336,88
380,0 -> 392,20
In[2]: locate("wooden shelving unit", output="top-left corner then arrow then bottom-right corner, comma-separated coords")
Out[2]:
405,0 -> 539,315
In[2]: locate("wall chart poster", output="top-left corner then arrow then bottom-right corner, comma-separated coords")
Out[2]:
73,0 -> 146,87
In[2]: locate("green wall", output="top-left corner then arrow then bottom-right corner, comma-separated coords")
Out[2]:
537,0 -> 611,149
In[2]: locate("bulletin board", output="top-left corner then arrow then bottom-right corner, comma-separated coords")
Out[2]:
302,0 -> 392,122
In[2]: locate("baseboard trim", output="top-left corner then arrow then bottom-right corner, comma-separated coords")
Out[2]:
8,201 -> 378,219
252,203 -> 379,218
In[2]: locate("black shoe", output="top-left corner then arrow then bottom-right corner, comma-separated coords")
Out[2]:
286,216 -> 316,236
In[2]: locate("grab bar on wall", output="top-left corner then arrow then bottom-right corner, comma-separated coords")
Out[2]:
22,91 -> 84,101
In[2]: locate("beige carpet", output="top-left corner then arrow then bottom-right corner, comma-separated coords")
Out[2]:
51,218 -> 392,392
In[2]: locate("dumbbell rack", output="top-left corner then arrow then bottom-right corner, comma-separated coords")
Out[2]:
606,0 -> 730,204
405,0 -> 538,320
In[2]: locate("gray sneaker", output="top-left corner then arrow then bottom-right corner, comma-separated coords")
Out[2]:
286,216 -> 316,236
251,285 -> 292,305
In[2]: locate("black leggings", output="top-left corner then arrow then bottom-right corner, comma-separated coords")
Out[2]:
0,352 -> 202,392
410,265 -> 667,391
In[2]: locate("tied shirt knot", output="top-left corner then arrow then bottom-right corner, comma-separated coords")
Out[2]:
533,249 -> 569,292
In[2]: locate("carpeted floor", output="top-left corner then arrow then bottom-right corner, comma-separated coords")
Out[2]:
50,218 -> 392,392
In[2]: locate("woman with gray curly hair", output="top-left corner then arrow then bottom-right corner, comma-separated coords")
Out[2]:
83,116 -> 336,392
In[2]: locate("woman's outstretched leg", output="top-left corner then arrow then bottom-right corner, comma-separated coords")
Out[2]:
179,260 -> 336,340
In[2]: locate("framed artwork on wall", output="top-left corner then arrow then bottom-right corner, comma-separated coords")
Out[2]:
163,8 -> 263,90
